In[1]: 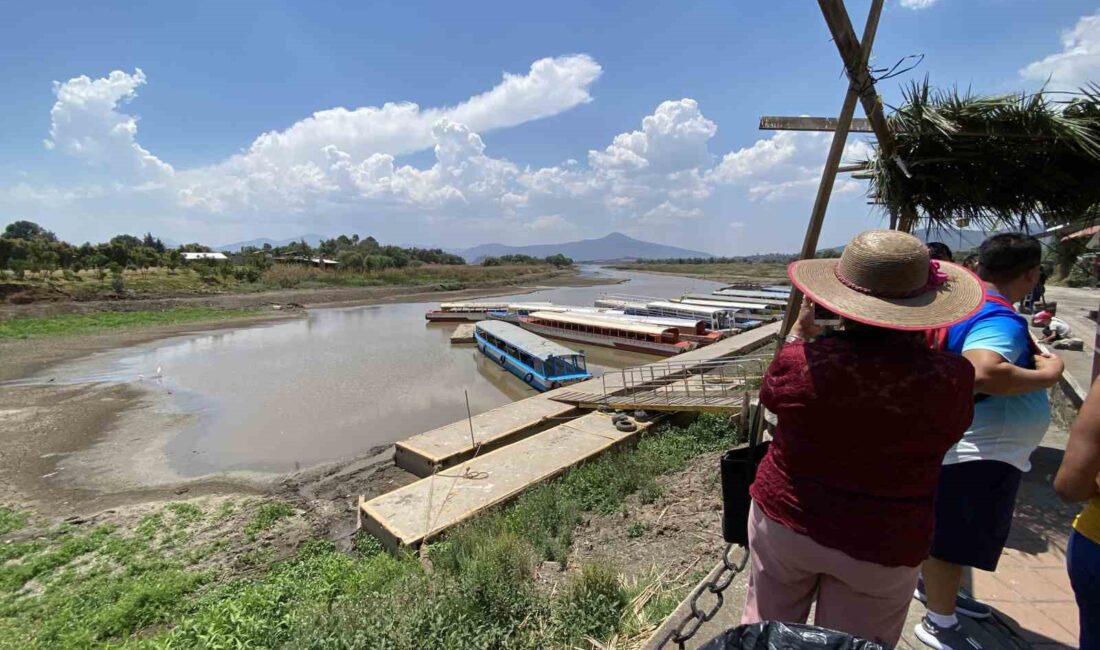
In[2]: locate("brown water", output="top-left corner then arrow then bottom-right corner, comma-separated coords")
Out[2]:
20,267 -> 725,477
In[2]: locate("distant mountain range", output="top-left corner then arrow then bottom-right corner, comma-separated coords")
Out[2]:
821,228 -> 998,255
459,232 -> 712,262
217,234 -> 327,251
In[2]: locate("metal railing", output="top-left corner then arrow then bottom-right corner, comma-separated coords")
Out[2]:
593,355 -> 770,410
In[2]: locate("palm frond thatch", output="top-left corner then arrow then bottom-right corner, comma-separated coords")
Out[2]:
864,78 -> 1100,229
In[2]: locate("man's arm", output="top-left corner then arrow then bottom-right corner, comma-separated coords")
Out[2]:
962,349 -> 1063,396
1055,379 -> 1100,502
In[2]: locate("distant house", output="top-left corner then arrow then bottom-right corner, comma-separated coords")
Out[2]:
272,255 -> 339,268
182,252 -> 228,261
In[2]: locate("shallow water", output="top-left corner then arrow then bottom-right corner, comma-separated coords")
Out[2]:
17,267 -> 725,477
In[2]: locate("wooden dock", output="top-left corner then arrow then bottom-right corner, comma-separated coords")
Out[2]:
394,322 -> 780,477
363,412 -> 652,550
449,323 -> 476,344
394,399 -> 578,477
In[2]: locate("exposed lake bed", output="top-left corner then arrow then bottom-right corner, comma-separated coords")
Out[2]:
0,267 -> 723,515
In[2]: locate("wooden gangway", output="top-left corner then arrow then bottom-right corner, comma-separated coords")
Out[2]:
550,356 -> 767,414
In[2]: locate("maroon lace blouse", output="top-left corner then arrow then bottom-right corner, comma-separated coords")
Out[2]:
750,332 -> 975,567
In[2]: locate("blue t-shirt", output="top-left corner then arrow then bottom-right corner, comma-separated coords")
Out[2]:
942,291 -> 1050,471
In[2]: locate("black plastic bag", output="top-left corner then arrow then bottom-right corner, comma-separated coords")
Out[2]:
698,622 -> 886,650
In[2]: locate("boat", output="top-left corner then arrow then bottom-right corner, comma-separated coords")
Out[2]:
474,320 -> 591,391
517,310 -> 697,357
425,302 -> 512,322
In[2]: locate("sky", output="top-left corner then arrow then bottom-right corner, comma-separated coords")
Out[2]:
0,1 -> 1097,255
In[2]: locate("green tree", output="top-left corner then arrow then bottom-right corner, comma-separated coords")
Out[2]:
337,251 -> 365,270
3,220 -> 56,241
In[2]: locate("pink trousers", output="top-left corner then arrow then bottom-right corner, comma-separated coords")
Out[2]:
741,503 -> 919,647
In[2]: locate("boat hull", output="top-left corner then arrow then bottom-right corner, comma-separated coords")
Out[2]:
515,321 -> 694,357
425,311 -> 488,322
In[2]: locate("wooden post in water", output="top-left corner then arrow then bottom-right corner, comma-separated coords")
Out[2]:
464,390 -> 476,450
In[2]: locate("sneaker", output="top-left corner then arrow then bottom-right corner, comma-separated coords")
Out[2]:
914,577 -> 993,619
914,616 -> 985,650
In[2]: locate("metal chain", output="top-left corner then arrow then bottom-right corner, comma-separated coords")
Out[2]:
658,543 -> 749,649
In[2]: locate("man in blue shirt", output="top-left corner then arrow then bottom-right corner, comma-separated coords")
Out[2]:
916,234 -> 1065,650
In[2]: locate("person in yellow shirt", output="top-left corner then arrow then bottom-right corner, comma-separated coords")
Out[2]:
1055,379 -> 1100,649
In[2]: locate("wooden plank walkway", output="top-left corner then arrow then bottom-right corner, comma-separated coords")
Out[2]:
363,412 -> 652,550
394,398 -> 577,477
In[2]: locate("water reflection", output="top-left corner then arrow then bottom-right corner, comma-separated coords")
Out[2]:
15,267 -> 725,476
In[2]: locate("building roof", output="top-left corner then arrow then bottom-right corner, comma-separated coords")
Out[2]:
526,310 -> 675,336
476,320 -> 583,360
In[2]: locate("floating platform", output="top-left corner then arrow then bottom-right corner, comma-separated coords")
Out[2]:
362,412 -> 652,551
450,323 -> 476,344
394,398 -> 578,476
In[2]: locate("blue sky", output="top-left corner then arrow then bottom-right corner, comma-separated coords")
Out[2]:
0,1 -> 1096,253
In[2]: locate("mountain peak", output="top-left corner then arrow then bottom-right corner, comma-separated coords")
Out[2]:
460,232 -> 711,262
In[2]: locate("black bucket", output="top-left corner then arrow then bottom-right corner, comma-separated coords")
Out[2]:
720,438 -> 770,545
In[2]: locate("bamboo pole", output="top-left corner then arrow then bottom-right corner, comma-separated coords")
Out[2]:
749,0 -> 884,448
778,0 -> 884,341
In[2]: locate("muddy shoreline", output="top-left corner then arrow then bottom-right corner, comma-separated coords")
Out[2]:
0,270 -> 620,520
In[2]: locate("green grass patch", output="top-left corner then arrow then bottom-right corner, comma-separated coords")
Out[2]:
244,501 -> 296,539
0,307 -> 264,340
0,415 -> 740,649
0,507 -> 27,535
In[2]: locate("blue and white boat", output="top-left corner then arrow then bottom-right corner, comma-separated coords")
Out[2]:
474,320 -> 591,391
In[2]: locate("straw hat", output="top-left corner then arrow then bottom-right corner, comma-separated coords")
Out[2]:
788,229 -> 984,331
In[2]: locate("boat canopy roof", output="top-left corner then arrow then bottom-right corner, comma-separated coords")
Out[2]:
677,298 -> 775,311
476,320 -> 582,360
440,301 -> 510,310
682,294 -> 787,305
528,310 -> 675,336
644,300 -> 736,316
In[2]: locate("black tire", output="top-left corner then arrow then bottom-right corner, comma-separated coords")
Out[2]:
524,373 -> 534,384
612,414 -> 629,424
615,420 -> 637,432
499,354 -> 507,365
551,381 -> 561,389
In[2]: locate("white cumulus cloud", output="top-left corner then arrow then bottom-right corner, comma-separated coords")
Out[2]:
11,60 -> 880,251
46,69 -> 173,179
1020,11 -> 1100,91
899,0 -> 937,9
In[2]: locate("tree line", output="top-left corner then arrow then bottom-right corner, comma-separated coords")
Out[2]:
0,221 -> 576,277
481,253 -> 573,267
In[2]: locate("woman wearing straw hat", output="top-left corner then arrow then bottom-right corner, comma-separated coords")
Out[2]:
740,230 -> 984,647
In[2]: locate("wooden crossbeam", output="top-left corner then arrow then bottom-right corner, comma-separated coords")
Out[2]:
759,116 -> 873,132
761,115 -> 1065,139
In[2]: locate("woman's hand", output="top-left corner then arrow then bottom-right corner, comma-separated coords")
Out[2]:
790,297 -> 823,341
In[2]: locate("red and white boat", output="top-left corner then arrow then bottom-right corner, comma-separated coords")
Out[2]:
517,310 -> 697,357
